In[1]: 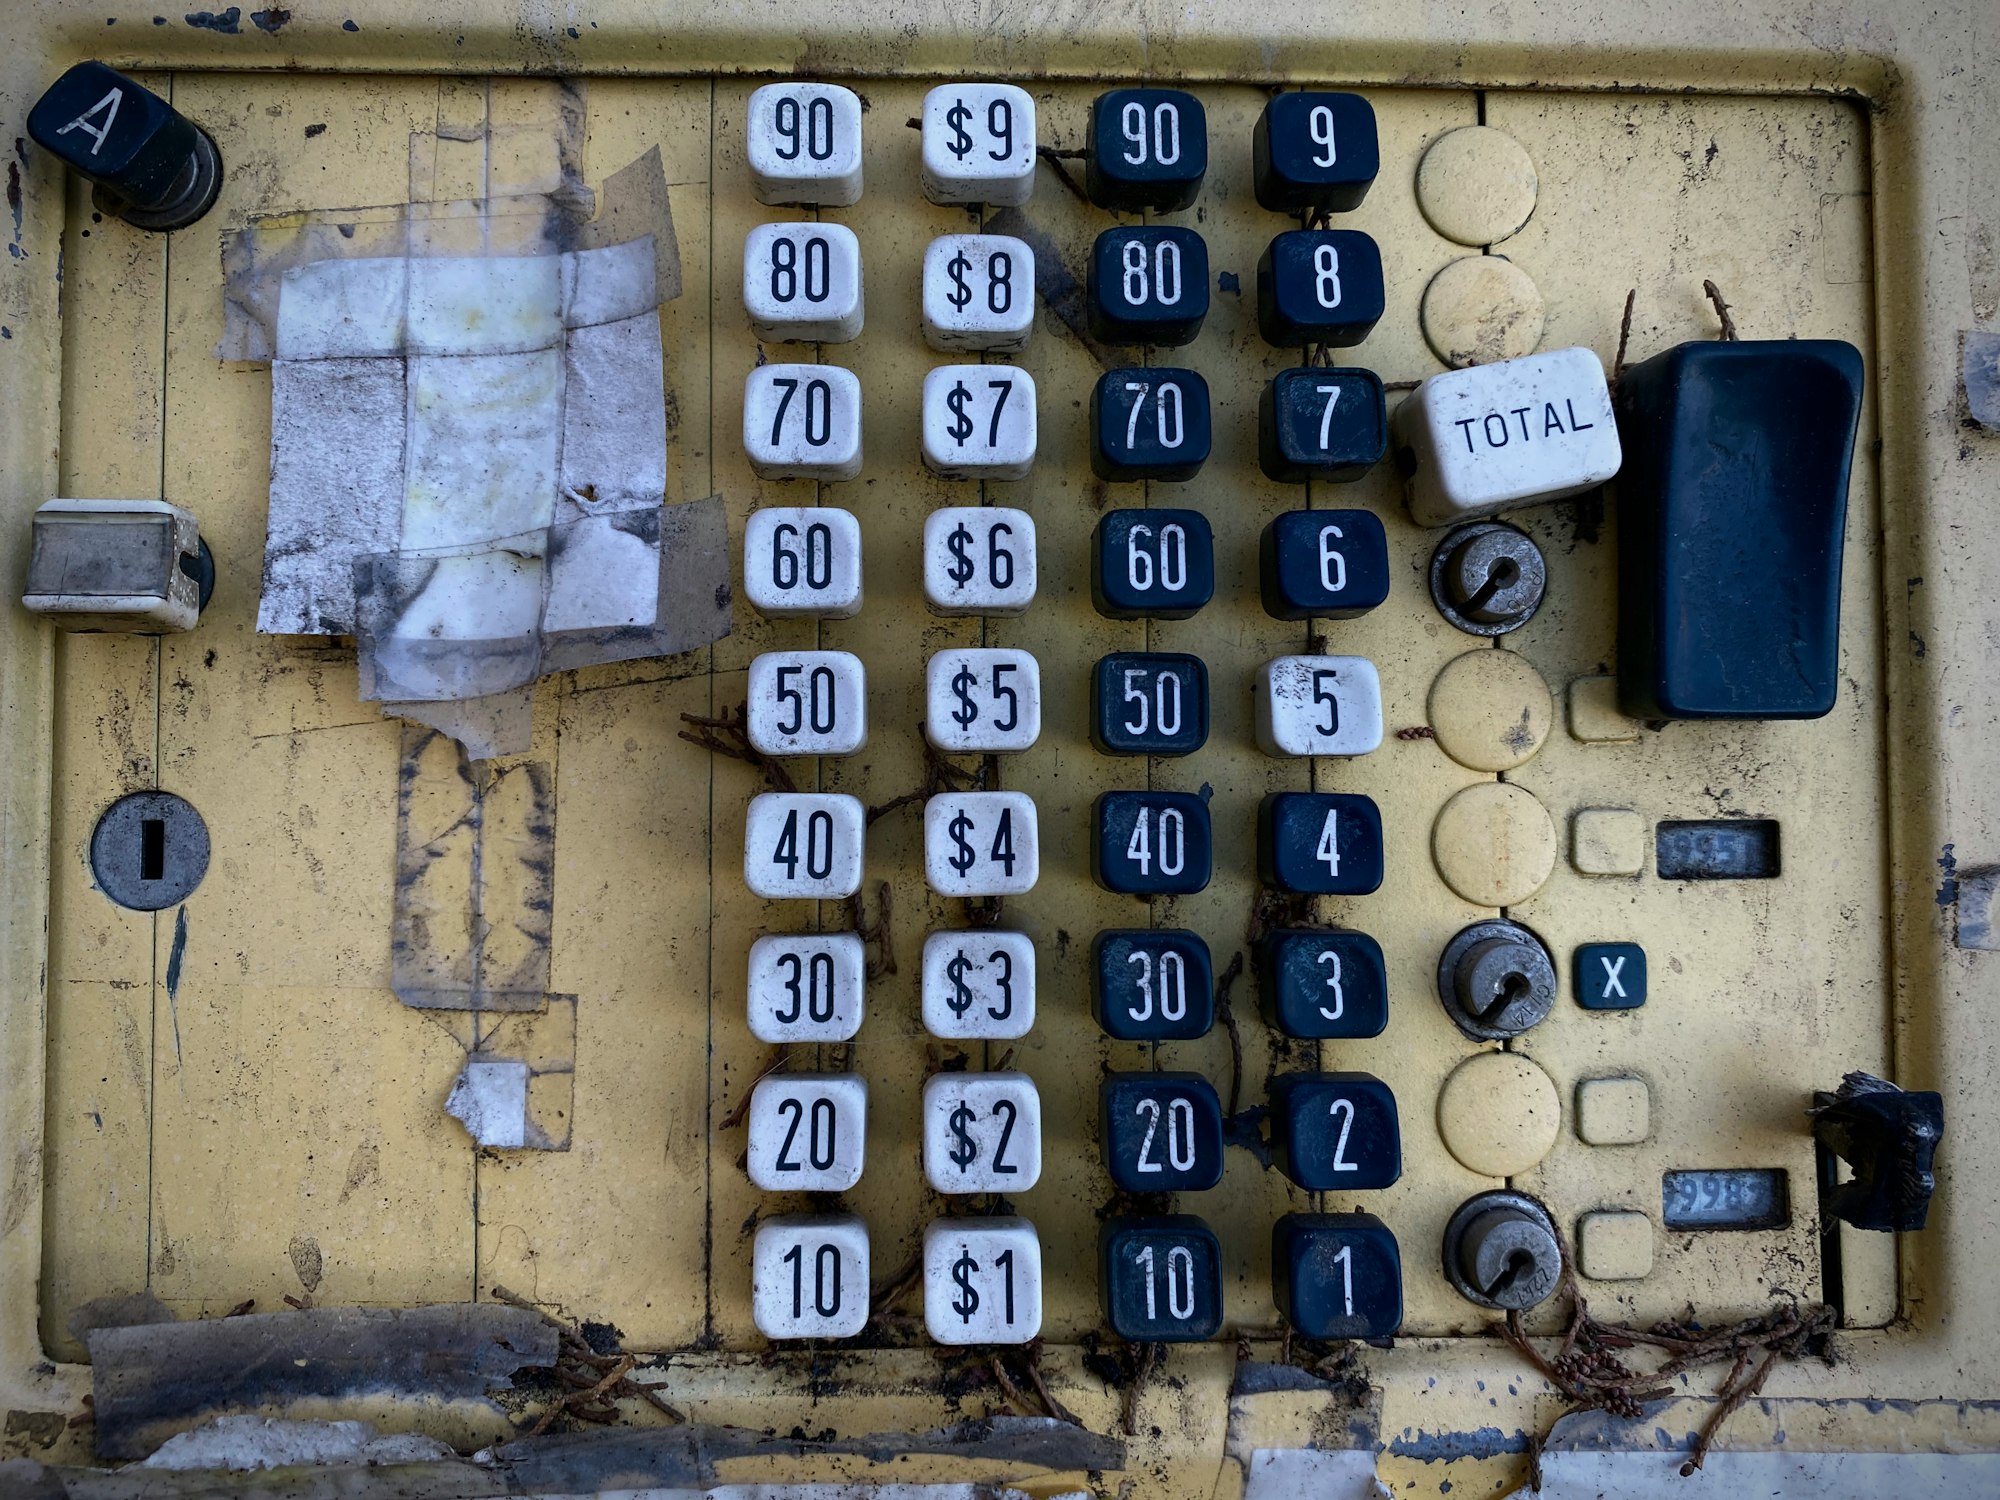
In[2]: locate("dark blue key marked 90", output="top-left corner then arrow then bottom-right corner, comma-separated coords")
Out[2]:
1093,509 -> 1215,620
1087,89 -> 1209,213
1252,92 -> 1380,215
1259,508 -> 1390,621
1094,790 -> 1213,896
1273,1211 -> 1402,1341
1257,230 -> 1384,348
1258,928 -> 1387,1039
1092,652 -> 1209,756
1259,367 -> 1386,483
1101,1072 -> 1224,1191
1101,1214 -> 1223,1341
1088,226 -> 1210,347
1258,792 -> 1384,894
1270,1071 -> 1401,1190
1091,368 -> 1212,482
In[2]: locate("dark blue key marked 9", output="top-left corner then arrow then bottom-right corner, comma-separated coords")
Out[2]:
1091,369 -> 1212,482
1270,1071 -> 1400,1190
1087,89 -> 1209,213
1092,652 -> 1209,757
1093,509 -> 1215,619
1252,92 -> 1380,215
1257,231 -> 1384,348
1259,367 -> 1386,482
1101,1215 -> 1223,1341
1259,509 -> 1390,621
1088,226 -> 1210,346
1272,1212 -> 1402,1341
1093,929 -> 1214,1040
1101,1072 -> 1224,1191
1574,941 -> 1646,1010
1094,791 -> 1213,896
1258,929 -> 1387,1039
1258,792 -> 1383,895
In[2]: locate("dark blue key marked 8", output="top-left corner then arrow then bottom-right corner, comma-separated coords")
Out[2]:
1101,1072 -> 1224,1191
1574,942 -> 1646,1010
1094,791 -> 1213,896
1258,792 -> 1383,895
1087,89 -> 1208,213
1093,509 -> 1215,619
1088,226 -> 1210,346
1093,929 -> 1214,1040
1101,1215 -> 1223,1341
1092,653 -> 1209,757
1091,368 -> 1212,482
1259,509 -> 1390,621
1272,1212 -> 1402,1341
1252,92 -> 1380,215
1257,231 -> 1384,348
1270,1071 -> 1401,1190
1259,367 -> 1386,482
1258,929 -> 1387,1039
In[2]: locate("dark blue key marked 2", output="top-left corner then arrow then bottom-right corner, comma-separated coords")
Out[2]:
1088,226 -> 1210,346
1091,368 -> 1212,482
1252,92 -> 1380,215
1273,1212 -> 1402,1341
1259,367 -> 1386,482
1101,1072 -> 1224,1191
1101,1215 -> 1223,1341
1270,1072 -> 1401,1190
1094,791 -> 1213,896
1093,929 -> 1214,1040
1259,509 -> 1390,621
1092,652 -> 1209,756
1258,929 -> 1387,1039
1258,792 -> 1383,895
1257,231 -> 1384,349
1574,941 -> 1646,1010
1093,509 -> 1214,620
1087,89 -> 1208,213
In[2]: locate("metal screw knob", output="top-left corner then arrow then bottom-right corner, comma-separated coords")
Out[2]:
1443,1191 -> 1562,1311
1437,919 -> 1556,1040
1428,521 -> 1546,636
27,61 -> 222,232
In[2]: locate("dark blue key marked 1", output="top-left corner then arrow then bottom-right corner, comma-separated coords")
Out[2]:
1093,509 -> 1215,620
1092,652 -> 1209,757
1101,1215 -> 1224,1341
1093,929 -> 1214,1041
1574,941 -> 1646,1010
1258,929 -> 1387,1039
1088,226 -> 1210,346
1087,89 -> 1209,213
1272,1212 -> 1402,1341
1252,92 -> 1380,215
1091,368 -> 1212,482
1094,791 -> 1213,896
1257,231 -> 1384,348
1258,792 -> 1383,895
1270,1072 -> 1401,1190
1259,367 -> 1386,483
1101,1072 -> 1224,1191
1259,509 -> 1390,621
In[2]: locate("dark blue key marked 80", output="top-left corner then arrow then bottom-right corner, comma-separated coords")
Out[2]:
1259,367 -> 1386,483
1093,929 -> 1214,1040
1101,1072 -> 1224,1191
1259,509 -> 1390,621
1273,1212 -> 1402,1341
1093,509 -> 1215,619
1259,792 -> 1384,894
1092,652 -> 1209,756
1091,369 -> 1212,481
1101,1215 -> 1223,1341
1270,1071 -> 1401,1190
1258,928 -> 1388,1039
1088,226 -> 1210,346
1094,790 -> 1213,896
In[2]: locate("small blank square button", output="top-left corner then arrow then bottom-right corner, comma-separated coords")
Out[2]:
1572,808 -> 1646,876
1577,1210 -> 1654,1281
1576,1076 -> 1651,1146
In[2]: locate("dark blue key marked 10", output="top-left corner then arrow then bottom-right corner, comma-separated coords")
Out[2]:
1091,369 -> 1212,482
1088,226 -> 1210,346
1094,791 -> 1213,896
1101,1072 -> 1224,1191
1258,929 -> 1387,1039
1101,1215 -> 1223,1341
1259,509 -> 1390,621
1258,792 -> 1383,895
1087,89 -> 1209,213
1259,367 -> 1386,482
1272,1212 -> 1402,1341
1270,1072 -> 1401,1190
1092,652 -> 1209,757
1093,509 -> 1215,619
1575,941 -> 1646,1010
1252,92 -> 1380,215
1257,231 -> 1384,348
1093,929 -> 1214,1040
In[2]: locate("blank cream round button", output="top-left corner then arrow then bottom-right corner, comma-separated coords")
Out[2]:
1437,1051 -> 1561,1177
1416,126 -> 1538,247
1419,256 -> 1546,369
1431,781 -> 1556,906
1428,649 -> 1554,772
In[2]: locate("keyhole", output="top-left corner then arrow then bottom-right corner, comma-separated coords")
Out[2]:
1463,556 -> 1521,615
140,819 -> 166,881
1483,1247 -> 1535,1299
1475,970 -> 1531,1022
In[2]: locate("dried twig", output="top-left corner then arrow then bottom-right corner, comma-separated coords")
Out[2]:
1120,1340 -> 1161,1436
1035,145 -> 1089,203
224,1299 -> 256,1317
1613,288 -> 1637,381
1395,725 -> 1436,741
679,704 -> 797,793
846,880 -> 897,977
1381,377 -> 1422,391
870,1252 -> 924,1318
1702,279 -> 1740,341
1213,952 -> 1247,1118
489,1285 -> 687,1434
988,1354 -> 1032,1413
1020,1339 -> 1081,1425
718,1047 -> 792,1130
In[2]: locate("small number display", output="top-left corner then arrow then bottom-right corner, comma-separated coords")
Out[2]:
1092,508 -> 1215,620
1269,1071 -> 1401,1191
922,506 -> 1037,616
1086,88 -> 1209,213
1092,929 -> 1215,1041
924,791 -> 1040,897
1259,508 -> 1390,622
920,363 -> 1038,480
1100,1214 -> 1224,1341
746,649 -> 868,757
1255,655 -> 1384,758
1090,652 -> 1209,757
743,506 -> 864,620
1100,1072 -> 1225,1192
1258,791 -> 1384,896
1662,1169 -> 1790,1231
1259,367 -> 1387,483
1257,928 -> 1388,1040
744,791 -> 865,900
1256,230 -> 1385,349
922,233 -> 1036,353
922,1071 -> 1043,1193
923,1215 -> 1043,1346
1251,92 -> 1381,215
1089,368 -> 1213,482
1093,790 -> 1213,897
742,222 -> 864,342
920,83 -> 1037,207
745,1072 -> 868,1192
742,364 -> 863,481
746,83 -> 863,206
747,931 -> 865,1044
1086,227 -> 1211,346
1272,1211 -> 1402,1341
921,929 -> 1036,1040
924,647 -> 1041,755
751,1213 -> 869,1339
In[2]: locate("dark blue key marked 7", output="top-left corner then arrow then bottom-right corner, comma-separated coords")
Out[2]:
1574,942 -> 1646,1010
1259,929 -> 1387,1039
1088,226 -> 1210,346
1101,1215 -> 1223,1341
1252,92 -> 1380,215
1092,652 -> 1209,756
1101,1073 -> 1224,1191
1270,1072 -> 1401,1190
1258,231 -> 1385,348
1094,791 -> 1213,896
1093,929 -> 1214,1040
1273,1212 -> 1402,1341
1259,367 -> 1386,483
1093,509 -> 1215,620
1087,89 -> 1208,213
1091,368 -> 1212,482
1259,792 -> 1384,895
1259,509 -> 1390,621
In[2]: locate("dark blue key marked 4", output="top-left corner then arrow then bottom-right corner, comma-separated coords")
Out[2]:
1093,509 -> 1214,620
1252,92 -> 1380,215
1087,89 -> 1208,213
1259,367 -> 1386,482
1259,509 -> 1390,621
1257,231 -> 1384,348
1574,942 -> 1646,1010
1093,929 -> 1214,1040
1088,226 -> 1210,346
1092,653 -> 1209,757
1273,1212 -> 1402,1341
1258,792 -> 1383,895
1091,369 -> 1212,481
1101,1215 -> 1223,1341
1101,1073 -> 1224,1191
1094,791 -> 1212,896
1259,929 -> 1387,1039
1270,1072 -> 1401,1190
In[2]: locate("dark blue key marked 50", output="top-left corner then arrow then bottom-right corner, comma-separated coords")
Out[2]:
1252,92 -> 1380,215
1272,1212 -> 1402,1341
1092,653 -> 1209,756
1093,509 -> 1215,619
1259,792 -> 1384,894
1259,367 -> 1386,482
1101,1215 -> 1223,1341
1091,369 -> 1212,482
1101,1072 -> 1224,1191
1088,226 -> 1210,346
1258,929 -> 1387,1039
1270,1071 -> 1401,1190
1087,89 -> 1208,213
1259,509 -> 1390,621
1093,929 -> 1214,1040
1094,791 -> 1213,896
1257,231 -> 1384,348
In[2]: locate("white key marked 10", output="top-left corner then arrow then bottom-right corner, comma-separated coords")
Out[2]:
751,1213 -> 869,1339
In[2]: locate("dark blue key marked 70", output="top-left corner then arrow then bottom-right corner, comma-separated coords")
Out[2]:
1088,226 -> 1210,346
1091,368 -> 1212,482
1092,652 -> 1209,756
1093,929 -> 1214,1040
1270,1071 -> 1401,1190
1259,928 -> 1387,1039
1258,792 -> 1383,895
1093,509 -> 1215,620
1101,1214 -> 1223,1341
1101,1072 -> 1224,1191
1257,231 -> 1384,348
1273,1212 -> 1402,1341
1259,509 -> 1390,621
1094,791 -> 1213,896
1087,89 -> 1208,213
1259,367 -> 1386,483
1252,92 -> 1380,215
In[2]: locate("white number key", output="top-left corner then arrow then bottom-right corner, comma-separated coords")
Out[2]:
921,364 -> 1036,480
748,931 -> 864,1043
743,223 -> 864,344
744,364 -> 863,481
924,647 -> 1040,754
1256,656 -> 1383,757
923,1215 -> 1043,1345
923,791 -> 1039,897
746,1072 -> 867,1191
922,1071 -> 1042,1192
743,506 -> 863,620
752,1213 -> 869,1339
922,234 -> 1036,352
747,83 -> 864,207
745,792 -> 865,899
921,930 -> 1036,1040
921,84 -> 1037,206
748,650 -> 867,757
922,507 -> 1036,616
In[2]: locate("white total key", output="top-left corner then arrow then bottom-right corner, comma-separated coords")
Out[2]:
925,647 -> 1040,754
922,1071 -> 1042,1192
747,931 -> 865,1043
746,83 -> 864,207
921,364 -> 1037,480
1255,656 -> 1384,757
747,649 -> 867,757
743,223 -> 864,344
751,1213 -> 870,1339
922,507 -> 1036,616
922,234 -> 1036,352
923,1215 -> 1043,1345
742,506 -> 864,620
746,1072 -> 867,1191
921,929 -> 1035,1040
924,791 -> 1039,896
744,364 -> 863,481
745,792 -> 865,899
921,84 -> 1037,206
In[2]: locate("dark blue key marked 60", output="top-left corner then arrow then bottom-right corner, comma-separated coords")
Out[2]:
1270,1072 -> 1401,1190
1259,509 -> 1390,621
1101,1214 -> 1223,1341
1088,226 -> 1210,346
1257,231 -> 1384,348
1252,92 -> 1380,215
1258,929 -> 1387,1039
1101,1072 -> 1224,1191
1087,89 -> 1208,213
1092,652 -> 1209,756
1094,791 -> 1213,896
1259,792 -> 1383,894
1091,369 -> 1212,482
1273,1212 -> 1402,1341
1093,929 -> 1214,1040
1259,367 -> 1386,483
1093,509 -> 1215,619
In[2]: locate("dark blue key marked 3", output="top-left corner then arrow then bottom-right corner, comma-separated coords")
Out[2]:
1258,929 -> 1387,1039
1272,1212 -> 1402,1341
1092,652 -> 1209,756
1093,929 -> 1214,1040
1101,1073 -> 1225,1192
1087,89 -> 1209,213
1259,509 -> 1390,621
1574,942 -> 1646,1010
1101,1215 -> 1223,1341
1258,792 -> 1383,895
1093,509 -> 1215,620
1252,92 -> 1380,215
1259,367 -> 1386,482
1257,231 -> 1384,349
1091,369 -> 1212,482
1094,791 -> 1213,896
1088,226 -> 1210,346
1270,1072 -> 1401,1190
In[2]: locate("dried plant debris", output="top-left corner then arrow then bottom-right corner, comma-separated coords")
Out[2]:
489,1286 -> 685,1437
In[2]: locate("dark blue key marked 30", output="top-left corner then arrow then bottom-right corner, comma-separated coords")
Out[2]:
1257,231 -> 1384,348
1091,369 -> 1212,482
1258,792 -> 1383,895
1093,929 -> 1215,1040
1101,1072 -> 1225,1191
1087,89 -> 1209,213
1094,791 -> 1213,896
1259,509 -> 1390,621
1101,1214 -> 1223,1341
1575,941 -> 1647,1010
1092,652 -> 1209,756
1270,1071 -> 1401,1190
1252,92 -> 1380,215
1258,929 -> 1388,1039
1273,1211 -> 1402,1341
1259,367 -> 1386,483
1088,226 -> 1210,346
1093,509 -> 1215,620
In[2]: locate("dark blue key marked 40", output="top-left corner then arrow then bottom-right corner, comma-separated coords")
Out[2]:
1093,509 -> 1214,620
1092,653 -> 1209,756
1101,1073 -> 1224,1191
1252,92 -> 1380,215
1101,1215 -> 1223,1341
1259,509 -> 1390,621
1270,1072 -> 1401,1190
1257,231 -> 1384,348
1091,369 -> 1212,482
1273,1212 -> 1402,1341
1087,89 -> 1208,213
1259,929 -> 1387,1039
1088,226 -> 1209,347
1094,791 -> 1213,896
1093,929 -> 1214,1040
1259,792 -> 1383,895
1259,367 -> 1386,483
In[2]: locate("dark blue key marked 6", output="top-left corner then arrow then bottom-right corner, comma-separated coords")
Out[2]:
1092,653 -> 1209,757
1093,929 -> 1214,1040
1258,792 -> 1383,895
1101,1072 -> 1224,1191
1087,89 -> 1208,213
1258,929 -> 1387,1039
1257,231 -> 1384,348
1273,1212 -> 1402,1341
1574,942 -> 1647,1010
1270,1072 -> 1401,1190
1093,509 -> 1215,619
1101,1215 -> 1223,1341
1252,92 -> 1380,215
1094,791 -> 1213,896
1259,367 -> 1386,482
1091,369 -> 1212,482
1088,226 -> 1210,346
1259,509 -> 1390,621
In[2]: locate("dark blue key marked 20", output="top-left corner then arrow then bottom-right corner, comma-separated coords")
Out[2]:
1092,652 -> 1209,756
1088,226 -> 1210,346
1101,1214 -> 1223,1341
1093,509 -> 1214,620
1086,89 -> 1209,213
1272,1211 -> 1402,1341
1259,367 -> 1386,482
1258,929 -> 1387,1039
1093,929 -> 1214,1040
1269,1071 -> 1401,1190
1259,509 -> 1390,621
1252,92 -> 1380,215
1094,791 -> 1213,896
1101,1072 -> 1224,1191
1257,231 -> 1384,348
1091,369 -> 1212,482
1258,792 -> 1383,895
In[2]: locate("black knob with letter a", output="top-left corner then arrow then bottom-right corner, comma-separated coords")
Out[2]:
27,62 -> 222,231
